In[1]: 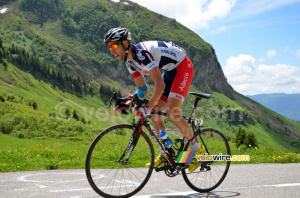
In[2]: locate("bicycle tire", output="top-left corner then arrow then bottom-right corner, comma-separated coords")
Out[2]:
182,128 -> 231,192
85,124 -> 154,198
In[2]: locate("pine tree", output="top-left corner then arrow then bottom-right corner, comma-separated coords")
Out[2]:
31,101 -> 38,110
0,95 -> 5,102
244,132 -> 259,148
73,110 -> 79,121
65,108 -> 71,118
0,48 -> 3,60
233,126 -> 246,148
0,36 -> 3,49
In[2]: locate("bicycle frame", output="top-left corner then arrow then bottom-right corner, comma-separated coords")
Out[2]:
117,115 -> 177,167
118,95 -> 207,169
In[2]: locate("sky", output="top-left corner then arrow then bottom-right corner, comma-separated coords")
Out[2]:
125,0 -> 300,95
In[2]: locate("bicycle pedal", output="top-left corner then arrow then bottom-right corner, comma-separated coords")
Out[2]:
178,163 -> 189,169
155,166 -> 165,172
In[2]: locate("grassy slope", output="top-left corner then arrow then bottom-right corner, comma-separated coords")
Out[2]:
0,62 -> 138,171
0,62 -> 132,126
1,61 -> 300,172
234,92 -> 300,151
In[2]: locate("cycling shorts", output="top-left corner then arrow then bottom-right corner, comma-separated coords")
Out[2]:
160,57 -> 194,103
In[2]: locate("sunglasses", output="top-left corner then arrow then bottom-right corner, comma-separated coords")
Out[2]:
108,42 -> 122,51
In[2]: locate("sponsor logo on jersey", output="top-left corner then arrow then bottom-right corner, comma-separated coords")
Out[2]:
147,62 -> 157,70
137,52 -> 145,60
161,49 -> 177,58
179,73 -> 189,91
171,42 -> 186,53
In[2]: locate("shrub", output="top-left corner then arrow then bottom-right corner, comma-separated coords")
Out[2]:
0,120 -> 13,134
27,100 -> 38,110
2,59 -> 8,68
0,95 -> 5,102
233,126 -> 258,149
6,94 -> 15,102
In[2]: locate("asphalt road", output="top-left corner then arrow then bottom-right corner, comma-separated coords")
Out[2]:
0,163 -> 299,198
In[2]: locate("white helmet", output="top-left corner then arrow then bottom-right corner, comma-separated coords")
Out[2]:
104,27 -> 131,45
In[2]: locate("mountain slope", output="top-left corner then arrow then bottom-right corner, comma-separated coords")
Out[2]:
0,0 -> 299,154
248,93 -> 300,122
16,0 -> 233,97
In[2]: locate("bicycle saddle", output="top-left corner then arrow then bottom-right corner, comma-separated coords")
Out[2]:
189,92 -> 212,99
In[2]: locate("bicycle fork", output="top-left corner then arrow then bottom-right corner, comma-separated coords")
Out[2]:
117,119 -> 145,164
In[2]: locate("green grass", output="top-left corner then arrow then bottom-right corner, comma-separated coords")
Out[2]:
0,133 -> 90,172
230,144 -> 300,164
1,132 -> 299,172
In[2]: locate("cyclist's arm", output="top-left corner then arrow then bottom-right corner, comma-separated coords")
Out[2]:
147,67 -> 165,109
133,75 -> 149,98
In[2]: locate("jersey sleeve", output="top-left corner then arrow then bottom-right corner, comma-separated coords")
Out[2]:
125,62 -> 142,78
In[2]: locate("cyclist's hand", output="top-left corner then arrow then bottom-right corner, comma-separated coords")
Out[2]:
126,94 -> 134,99
135,105 -> 151,118
113,105 -> 122,114
113,101 -> 131,114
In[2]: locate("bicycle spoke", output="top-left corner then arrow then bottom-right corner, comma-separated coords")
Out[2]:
182,128 -> 230,192
86,124 -> 154,197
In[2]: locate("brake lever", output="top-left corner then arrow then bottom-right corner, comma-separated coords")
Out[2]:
132,93 -> 149,108
107,92 -> 117,109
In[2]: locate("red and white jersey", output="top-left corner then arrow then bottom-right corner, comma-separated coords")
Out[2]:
125,41 -> 186,77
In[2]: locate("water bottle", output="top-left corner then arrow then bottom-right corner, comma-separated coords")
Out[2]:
159,130 -> 173,148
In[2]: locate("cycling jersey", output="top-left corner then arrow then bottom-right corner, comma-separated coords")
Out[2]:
125,40 -> 186,76
125,40 -> 194,102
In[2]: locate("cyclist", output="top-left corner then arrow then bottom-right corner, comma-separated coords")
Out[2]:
104,27 -> 204,172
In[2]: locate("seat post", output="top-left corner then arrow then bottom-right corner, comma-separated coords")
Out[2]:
190,97 -> 201,118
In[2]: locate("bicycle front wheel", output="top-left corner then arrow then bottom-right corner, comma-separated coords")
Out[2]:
85,124 -> 154,198
182,128 -> 230,192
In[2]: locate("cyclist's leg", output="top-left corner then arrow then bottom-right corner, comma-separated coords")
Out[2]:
150,69 -> 174,136
151,99 -> 167,136
145,99 -> 168,167
165,57 -> 203,172
166,98 -> 202,149
145,72 -> 172,167
165,56 -> 194,140
166,98 -> 193,139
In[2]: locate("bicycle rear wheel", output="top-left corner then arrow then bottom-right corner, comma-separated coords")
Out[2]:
182,128 -> 230,192
85,124 -> 154,198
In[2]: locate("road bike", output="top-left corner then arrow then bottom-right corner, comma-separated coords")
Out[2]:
85,92 -> 231,198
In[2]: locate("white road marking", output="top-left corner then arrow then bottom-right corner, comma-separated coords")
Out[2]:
17,172 -> 87,183
50,188 -> 91,193
133,191 -> 197,198
132,183 -> 300,198
51,184 -> 140,193
14,171 -> 300,197
36,184 -> 47,188
263,183 -> 300,187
